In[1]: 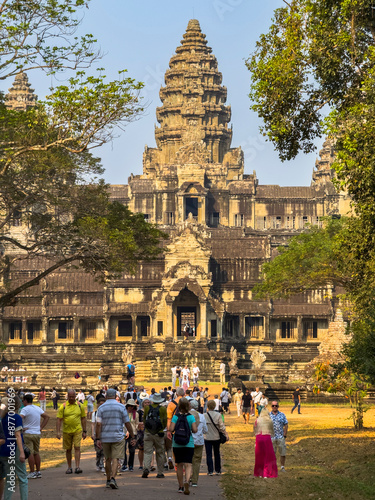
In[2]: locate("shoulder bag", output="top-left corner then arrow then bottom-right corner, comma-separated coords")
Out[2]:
207,412 -> 228,444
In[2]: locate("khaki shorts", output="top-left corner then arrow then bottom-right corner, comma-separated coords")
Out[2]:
63,431 -> 82,450
272,438 -> 286,457
24,434 -> 40,455
102,438 -> 125,460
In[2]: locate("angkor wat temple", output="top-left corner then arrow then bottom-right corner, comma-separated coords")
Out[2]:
1,20 -> 350,387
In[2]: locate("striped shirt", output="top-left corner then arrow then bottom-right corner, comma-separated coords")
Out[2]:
96,399 -> 129,443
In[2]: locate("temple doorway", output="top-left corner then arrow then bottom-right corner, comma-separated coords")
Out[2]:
174,288 -> 199,338
178,307 -> 196,337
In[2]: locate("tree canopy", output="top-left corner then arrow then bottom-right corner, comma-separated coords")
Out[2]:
0,0 -> 166,307
248,0 -> 375,380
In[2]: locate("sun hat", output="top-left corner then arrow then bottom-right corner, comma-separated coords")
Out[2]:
150,393 -> 164,404
139,391 -> 148,399
125,398 -> 137,406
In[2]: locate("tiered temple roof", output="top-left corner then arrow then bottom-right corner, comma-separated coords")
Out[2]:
5,72 -> 37,111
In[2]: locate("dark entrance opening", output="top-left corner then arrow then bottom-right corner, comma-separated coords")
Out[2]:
138,316 -> 149,337
178,307 -> 196,337
185,197 -> 198,219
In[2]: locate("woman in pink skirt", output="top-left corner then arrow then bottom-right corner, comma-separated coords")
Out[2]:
253,407 -> 278,478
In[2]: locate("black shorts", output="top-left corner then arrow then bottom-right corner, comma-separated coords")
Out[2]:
173,447 -> 194,464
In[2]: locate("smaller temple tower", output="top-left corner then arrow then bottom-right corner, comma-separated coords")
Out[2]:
5,72 -> 38,111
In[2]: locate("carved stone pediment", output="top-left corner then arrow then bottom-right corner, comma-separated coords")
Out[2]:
165,261 -> 211,282
178,181 -> 207,195
176,140 -> 211,166
165,225 -> 211,275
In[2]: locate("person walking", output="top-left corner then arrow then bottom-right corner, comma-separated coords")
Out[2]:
252,387 -> 263,417
258,394 -> 268,415
192,364 -> 200,384
220,387 -> 231,414
204,400 -> 228,476
219,362 -> 226,384
176,365 -> 182,387
86,391 -> 95,420
121,399 -> 140,472
50,388 -> 59,410
171,365 -> 177,388
76,390 -> 85,405
142,393 -> 167,478
253,407 -> 277,478
233,388 -> 243,417
95,388 -> 136,489
56,389 -> 87,474
91,396 -> 105,472
189,399 -> 208,488
0,396 -> 23,500
126,362 -> 136,386
169,397 -> 198,494
269,401 -> 288,471
291,387 -> 301,414
20,394 -> 49,479
242,389 -> 252,424
38,388 -> 46,412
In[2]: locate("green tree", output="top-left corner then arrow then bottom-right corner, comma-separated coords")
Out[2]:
0,1 -> 166,307
253,217 -> 348,299
312,361 -> 370,430
248,0 -> 375,379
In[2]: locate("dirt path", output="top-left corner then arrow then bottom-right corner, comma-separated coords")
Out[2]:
11,449 -> 224,499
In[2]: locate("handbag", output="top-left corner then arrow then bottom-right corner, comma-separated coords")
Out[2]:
207,412 -> 228,444
23,443 -> 31,459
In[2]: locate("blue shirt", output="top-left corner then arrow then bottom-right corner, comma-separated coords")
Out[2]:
96,399 -> 129,443
172,413 -> 195,448
269,411 -> 288,439
0,414 -> 21,457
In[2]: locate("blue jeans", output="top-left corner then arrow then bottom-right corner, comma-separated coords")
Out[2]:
1,448 -> 28,500
291,399 -> 300,414
204,440 -> 221,474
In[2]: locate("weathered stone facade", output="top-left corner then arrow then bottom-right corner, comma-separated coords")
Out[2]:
1,20 -> 351,386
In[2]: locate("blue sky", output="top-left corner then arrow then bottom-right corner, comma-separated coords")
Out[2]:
18,0 -> 325,187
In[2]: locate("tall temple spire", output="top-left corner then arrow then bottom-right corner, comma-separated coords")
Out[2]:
153,19 -> 232,165
312,138 -> 335,186
5,72 -> 38,111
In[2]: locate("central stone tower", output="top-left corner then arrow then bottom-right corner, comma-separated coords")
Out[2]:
140,19 -> 246,226
154,18 -> 232,165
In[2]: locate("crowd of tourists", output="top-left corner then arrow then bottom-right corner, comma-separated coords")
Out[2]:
0,364 -> 298,497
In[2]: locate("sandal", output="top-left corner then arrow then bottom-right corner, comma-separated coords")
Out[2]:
66,468 -> 73,474
74,467 -> 83,474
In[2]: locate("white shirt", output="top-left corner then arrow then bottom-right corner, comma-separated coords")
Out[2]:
252,391 -> 263,404
77,392 -> 85,403
192,366 -> 200,376
191,411 -> 208,446
219,363 -> 225,374
259,396 -> 268,407
171,366 -> 177,376
214,398 -> 221,411
182,368 -> 190,378
20,404 -> 44,435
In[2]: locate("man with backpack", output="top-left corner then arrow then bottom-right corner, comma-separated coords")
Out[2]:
127,362 -> 135,385
142,393 -> 167,478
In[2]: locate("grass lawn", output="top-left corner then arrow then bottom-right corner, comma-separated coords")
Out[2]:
221,403 -> 375,500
